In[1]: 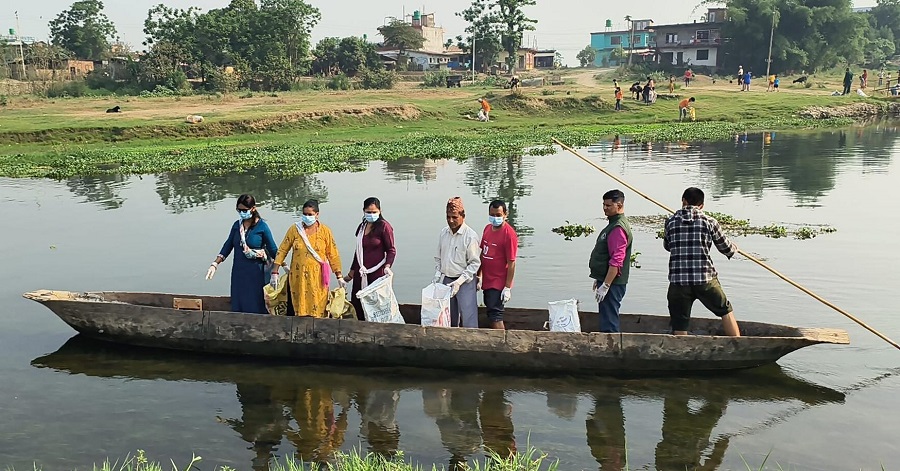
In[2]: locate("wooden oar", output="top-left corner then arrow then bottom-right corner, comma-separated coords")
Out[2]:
551,137 -> 900,351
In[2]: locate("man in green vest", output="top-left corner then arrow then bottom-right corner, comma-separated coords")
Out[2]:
589,189 -> 633,333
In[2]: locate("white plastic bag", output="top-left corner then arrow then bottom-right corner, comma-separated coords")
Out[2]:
356,274 -> 404,323
548,299 -> 581,332
421,282 -> 452,327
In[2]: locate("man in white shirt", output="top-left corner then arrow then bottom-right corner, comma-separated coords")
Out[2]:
434,197 -> 482,327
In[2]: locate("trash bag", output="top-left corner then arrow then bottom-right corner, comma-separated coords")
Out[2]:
263,275 -> 289,316
421,282 -> 452,327
356,274 -> 404,323
326,286 -> 356,320
548,299 -> 581,332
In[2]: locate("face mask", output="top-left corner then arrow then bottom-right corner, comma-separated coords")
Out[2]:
489,216 -> 504,227
301,214 -> 317,226
238,210 -> 253,220
364,213 -> 380,223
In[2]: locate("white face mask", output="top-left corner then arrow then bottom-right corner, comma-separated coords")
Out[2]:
364,213 -> 380,223
301,214 -> 317,226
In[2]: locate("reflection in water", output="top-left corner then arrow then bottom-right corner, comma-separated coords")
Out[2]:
154,171 -> 328,214
463,156 -> 535,241
382,158 -> 442,183
66,175 -> 128,210
31,337 -> 847,470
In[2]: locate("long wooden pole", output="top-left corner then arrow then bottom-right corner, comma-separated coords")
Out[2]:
551,137 -> 900,350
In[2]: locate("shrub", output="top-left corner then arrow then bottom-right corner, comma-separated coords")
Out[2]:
422,69 -> 449,87
205,68 -> 240,93
85,70 -> 118,91
46,80 -> 90,98
327,73 -> 352,91
0,95 -> 7,106
359,68 -> 396,90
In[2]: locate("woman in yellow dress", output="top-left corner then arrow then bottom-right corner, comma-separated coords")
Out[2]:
272,199 -> 344,317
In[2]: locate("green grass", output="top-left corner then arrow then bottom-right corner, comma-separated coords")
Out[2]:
0,80 -> 883,178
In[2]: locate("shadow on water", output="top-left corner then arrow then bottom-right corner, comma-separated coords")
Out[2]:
32,336 -> 845,471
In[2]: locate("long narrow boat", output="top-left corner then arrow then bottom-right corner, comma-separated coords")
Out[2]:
23,290 -> 850,374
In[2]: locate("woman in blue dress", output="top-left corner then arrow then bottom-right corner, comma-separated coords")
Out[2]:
205,194 -> 278,314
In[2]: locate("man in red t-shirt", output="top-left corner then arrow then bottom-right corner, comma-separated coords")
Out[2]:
478,200 -> 518,329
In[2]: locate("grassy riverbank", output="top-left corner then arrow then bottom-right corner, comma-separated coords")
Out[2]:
0,70 -> 883,178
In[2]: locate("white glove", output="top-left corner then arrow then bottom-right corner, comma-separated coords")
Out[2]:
205,262 -> 218,280
501,287 -> 511,303
337,277 -> 347,289
476,277 -> 482,291
595,282 -> 611,303
433,270 -> 443,284
384,266 -> 393,277
270,272 -> 279,288
449,278 -> 465,297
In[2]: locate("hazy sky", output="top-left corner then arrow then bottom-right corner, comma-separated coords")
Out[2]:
2,0 -> 877,65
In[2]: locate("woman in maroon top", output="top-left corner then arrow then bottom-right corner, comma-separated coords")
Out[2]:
343,197 -> 397,320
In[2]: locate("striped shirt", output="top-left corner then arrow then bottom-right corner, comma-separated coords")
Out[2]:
663,207 -> 737,285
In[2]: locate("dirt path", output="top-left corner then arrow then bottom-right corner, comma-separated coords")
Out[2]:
572,69 -> 604,89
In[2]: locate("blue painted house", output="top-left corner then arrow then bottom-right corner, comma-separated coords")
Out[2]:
590,19 -> 653,67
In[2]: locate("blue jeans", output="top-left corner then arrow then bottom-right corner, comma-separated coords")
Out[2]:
599,284 -> 627,333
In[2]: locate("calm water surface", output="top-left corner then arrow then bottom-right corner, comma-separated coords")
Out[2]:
2,125 -> 900,470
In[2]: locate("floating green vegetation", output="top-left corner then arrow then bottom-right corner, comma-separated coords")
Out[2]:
631,214 -> 837,240
0,118 -> 856,179
630,251 -> 642,268
551,222 -> 596,240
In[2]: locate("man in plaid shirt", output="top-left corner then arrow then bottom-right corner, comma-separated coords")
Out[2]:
663,187 -> 741,337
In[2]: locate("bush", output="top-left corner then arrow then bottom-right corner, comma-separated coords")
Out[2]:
0,95 -> 7,106
422,69 -> 449,87
359,68 -> 396,90
139,85 -> 181,98
327,73 -> 352,91
85,70 -> 118,91
205,68 -> 240,93
46,80 -> 90,98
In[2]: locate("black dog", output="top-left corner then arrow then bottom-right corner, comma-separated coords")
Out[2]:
106,105 -> 121,113
792,76 -> 808,84
629,82 -> 643,100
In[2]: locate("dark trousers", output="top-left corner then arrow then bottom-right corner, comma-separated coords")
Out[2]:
843,83 -> 852,95
599,284 -> 627,333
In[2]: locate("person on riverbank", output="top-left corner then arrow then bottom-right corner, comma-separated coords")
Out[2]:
679,97 -> 695,121
668,75 -> 676,94
206,194 -> 278,314
663,187 -> 741,337
767,74 -> 776,92
615,87 -> 623,111
773,76 -> 780,92
479,200 -> 518,330
843,68 -> 854,95
343,197 -> 396,321
879,68 -> 885,87
683,69 -> 693,87
589,189 -> 633,333
737,65 -> 744,88
742,71 -> 751,91
861,69 -> 868,89
273,199 -> 344,317
435,197 -> 481,327
477,98 -> 491,122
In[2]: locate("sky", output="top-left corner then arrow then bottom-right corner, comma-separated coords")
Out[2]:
2,0 -> 878,66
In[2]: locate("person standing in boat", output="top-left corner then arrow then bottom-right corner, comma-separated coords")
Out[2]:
343,197 -> 397,320
434,197 -> 482,328
479,199 -> 518,330
663,187 -> 741,337
272,199 -> 344,317
205,194 -> 278,314
589,189 -> 633,333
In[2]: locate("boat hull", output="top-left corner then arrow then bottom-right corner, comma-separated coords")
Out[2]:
24,290 -> 850,374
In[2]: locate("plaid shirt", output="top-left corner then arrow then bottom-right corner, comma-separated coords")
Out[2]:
663,206 -> 737,285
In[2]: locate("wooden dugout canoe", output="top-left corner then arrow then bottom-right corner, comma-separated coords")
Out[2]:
23,290 -> 850,374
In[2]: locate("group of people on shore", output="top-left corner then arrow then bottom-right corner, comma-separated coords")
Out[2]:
206,195 -> 518,329
207,185 -> 740,336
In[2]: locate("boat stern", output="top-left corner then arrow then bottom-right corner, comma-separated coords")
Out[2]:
797,327 -> 850,345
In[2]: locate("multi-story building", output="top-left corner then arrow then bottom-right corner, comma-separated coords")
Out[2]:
649,8 -> 727,70
589,18 -> 654,67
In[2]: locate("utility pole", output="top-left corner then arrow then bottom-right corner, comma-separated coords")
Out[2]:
15,11 -> 26,80
627,17 -> 635,66
471,35 -> 475,83
765,6 -> 776,83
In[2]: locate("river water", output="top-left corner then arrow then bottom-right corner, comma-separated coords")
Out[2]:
2,125 -> 900,470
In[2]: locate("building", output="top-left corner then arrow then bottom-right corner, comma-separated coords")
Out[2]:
497,47 -> 538,71
533,50 -> 557,68
590,18 -> 654,67
649,8 -> 727,70
409,11 -> 445,53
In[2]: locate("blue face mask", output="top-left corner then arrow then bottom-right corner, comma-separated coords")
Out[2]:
301,214 -> 317,226
489,216 -> 504,227
238,210 -> 253,220
364,213 -> 380,223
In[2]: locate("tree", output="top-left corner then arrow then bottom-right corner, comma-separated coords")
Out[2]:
869,0 -> 900,52
496,0 -> 538,73
377,19 -> 425,53
49,0 -> 118,60
576,45 -> 597,67
721,0 -> 869,74
456,0 -> 504,72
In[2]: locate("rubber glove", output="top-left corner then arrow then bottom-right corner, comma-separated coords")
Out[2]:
595,282 -> 611,303
450,278 -> 465,297
433,270 -> 443,284
501,287 -> 511,303
206,262 -> 218,280
270,272 -> 279,288
384,266 -> 393,277
476,277 -> 482,291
